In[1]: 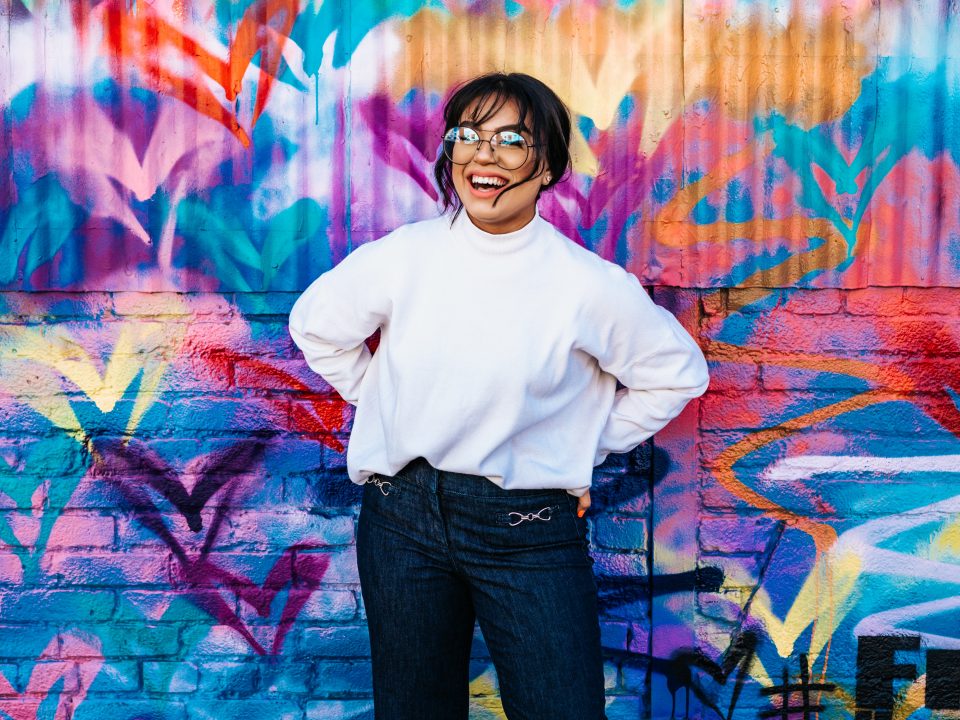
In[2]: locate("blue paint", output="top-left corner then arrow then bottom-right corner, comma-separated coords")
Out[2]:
651,177 -> 676,205
725,178 -> 754,223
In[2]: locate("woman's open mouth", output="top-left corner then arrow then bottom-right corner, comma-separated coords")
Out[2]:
468,174 -> 508,197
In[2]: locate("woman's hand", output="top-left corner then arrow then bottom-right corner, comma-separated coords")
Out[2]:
577,490 -> 590,518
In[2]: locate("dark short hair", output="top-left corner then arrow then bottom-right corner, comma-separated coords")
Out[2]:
433,73 -> 572,216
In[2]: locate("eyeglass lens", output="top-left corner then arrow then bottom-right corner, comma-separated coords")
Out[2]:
443,127 -> 529,170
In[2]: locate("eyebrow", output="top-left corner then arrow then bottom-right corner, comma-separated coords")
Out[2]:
459,121 -> 529,133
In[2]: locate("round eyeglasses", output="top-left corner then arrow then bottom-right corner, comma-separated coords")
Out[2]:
442,126 -> 534,170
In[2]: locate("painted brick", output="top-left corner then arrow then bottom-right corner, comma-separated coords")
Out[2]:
758,363 -> 870,391
298,627 -> 371,658
231,293 -> 300,318
627,621 -> 650,655
470,697 -> 506,716
27,661 -> 81,692
191,626 -> 256,657
305,700 -> 374,720
187,699 -> 303,720
317,547 -> 360,584
699,516 -> 776,554
158,363 -> 234,393
87,660 -> 140,693
221,512 -> 354,550
603,661 -> 618,690
42,552 -> 171,587
469,660 -> 498,694
8,438 -> 87,476
0,591 -> 115,622
72,700 -> 187,720
697,590 -> 746,623
0,664 -> 18,694
243,320 -> 303,358
700,289 -> 727,315
902,287 -> 960,314
143,662 -> 199,693
311,661 -> 372,696
196,661 -> 259,695
234,357 -> 332,392
600,621 -> 629,651
164,398 -> 286,433
844,287 -> 904,315
605,695 -> 646,719
300,591 -> 357,622
781,288 -> 842,315
97,625 -> 181,658
0,293 -> 112,321
699,391 -> 849,431
0,552 -> 23,585
470,627 -> 489,659
621,662 -> 645,693
112,293 -> 229,318
704,360 -> 759,391
593,516 -> 648,552
265,440 -> 329,478
45,513 -> 116,549
262,662 -> 312,694
590,551 -> 647,578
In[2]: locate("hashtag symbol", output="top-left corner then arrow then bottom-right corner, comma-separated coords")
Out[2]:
760,654 -> 836,720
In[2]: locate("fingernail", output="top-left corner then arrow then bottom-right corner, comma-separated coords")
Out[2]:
577,508 -> 585,518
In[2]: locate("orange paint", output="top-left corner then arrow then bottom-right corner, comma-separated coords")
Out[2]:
98,0 -> 297,147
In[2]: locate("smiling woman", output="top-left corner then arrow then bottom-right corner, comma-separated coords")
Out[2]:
288,72 -> 709,720
435,73 -> 572,234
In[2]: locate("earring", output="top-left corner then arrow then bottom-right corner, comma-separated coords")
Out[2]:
544,174 -> 552,184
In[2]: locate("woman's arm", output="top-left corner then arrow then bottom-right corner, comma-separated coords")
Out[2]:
288,236 -> 396,405
579,264 -> 710,464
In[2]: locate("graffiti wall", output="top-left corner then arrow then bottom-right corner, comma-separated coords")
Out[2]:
1,0 -> 959,717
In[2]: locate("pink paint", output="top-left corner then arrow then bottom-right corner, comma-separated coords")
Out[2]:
0,634 -> 103,720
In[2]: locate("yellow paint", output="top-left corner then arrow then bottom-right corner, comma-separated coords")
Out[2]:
0,298 -> 188,442
930,518 -> 960,561
683,3 -> 874,128
892,675 -> 926,720
392,2 -> 683,173
468,667 -> 506,719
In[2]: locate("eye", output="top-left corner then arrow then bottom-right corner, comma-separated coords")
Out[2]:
494,131 -> 526,148
446,126 -> 479,144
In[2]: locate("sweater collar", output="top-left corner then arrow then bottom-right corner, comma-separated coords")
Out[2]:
453,206 -> 544,255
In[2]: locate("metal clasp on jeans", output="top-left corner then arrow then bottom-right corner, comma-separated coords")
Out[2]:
364,474 -> 393,496
508,506 -> 553,526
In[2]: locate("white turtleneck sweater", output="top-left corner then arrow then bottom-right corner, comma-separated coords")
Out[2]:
288,210 -> 709,497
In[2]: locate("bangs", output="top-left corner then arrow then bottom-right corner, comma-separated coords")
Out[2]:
454,86 -> 533,135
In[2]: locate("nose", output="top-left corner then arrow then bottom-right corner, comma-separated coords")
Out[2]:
473,139 -> 496,163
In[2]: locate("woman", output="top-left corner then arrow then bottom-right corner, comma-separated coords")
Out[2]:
289,73 -> 708,720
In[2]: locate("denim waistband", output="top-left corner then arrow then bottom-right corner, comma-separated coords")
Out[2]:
393,457 -> 569,498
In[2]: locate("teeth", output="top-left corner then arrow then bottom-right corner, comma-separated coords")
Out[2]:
471,176 -> 506,188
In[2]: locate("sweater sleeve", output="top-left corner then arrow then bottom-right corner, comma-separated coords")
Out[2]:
579,263 -> 710,464
288,233 -> 398,405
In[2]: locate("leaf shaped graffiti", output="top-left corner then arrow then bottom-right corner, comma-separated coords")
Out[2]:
97,0 -> 298,148
91,438 -> 329,654
0,634 -> 103,720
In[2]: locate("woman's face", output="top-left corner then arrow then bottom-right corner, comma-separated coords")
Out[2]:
451,99 -> 547,235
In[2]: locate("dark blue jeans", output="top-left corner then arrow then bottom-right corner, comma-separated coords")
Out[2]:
356,457 -> 606,719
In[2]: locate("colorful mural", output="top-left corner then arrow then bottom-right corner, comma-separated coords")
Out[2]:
1,0 -> 959,718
